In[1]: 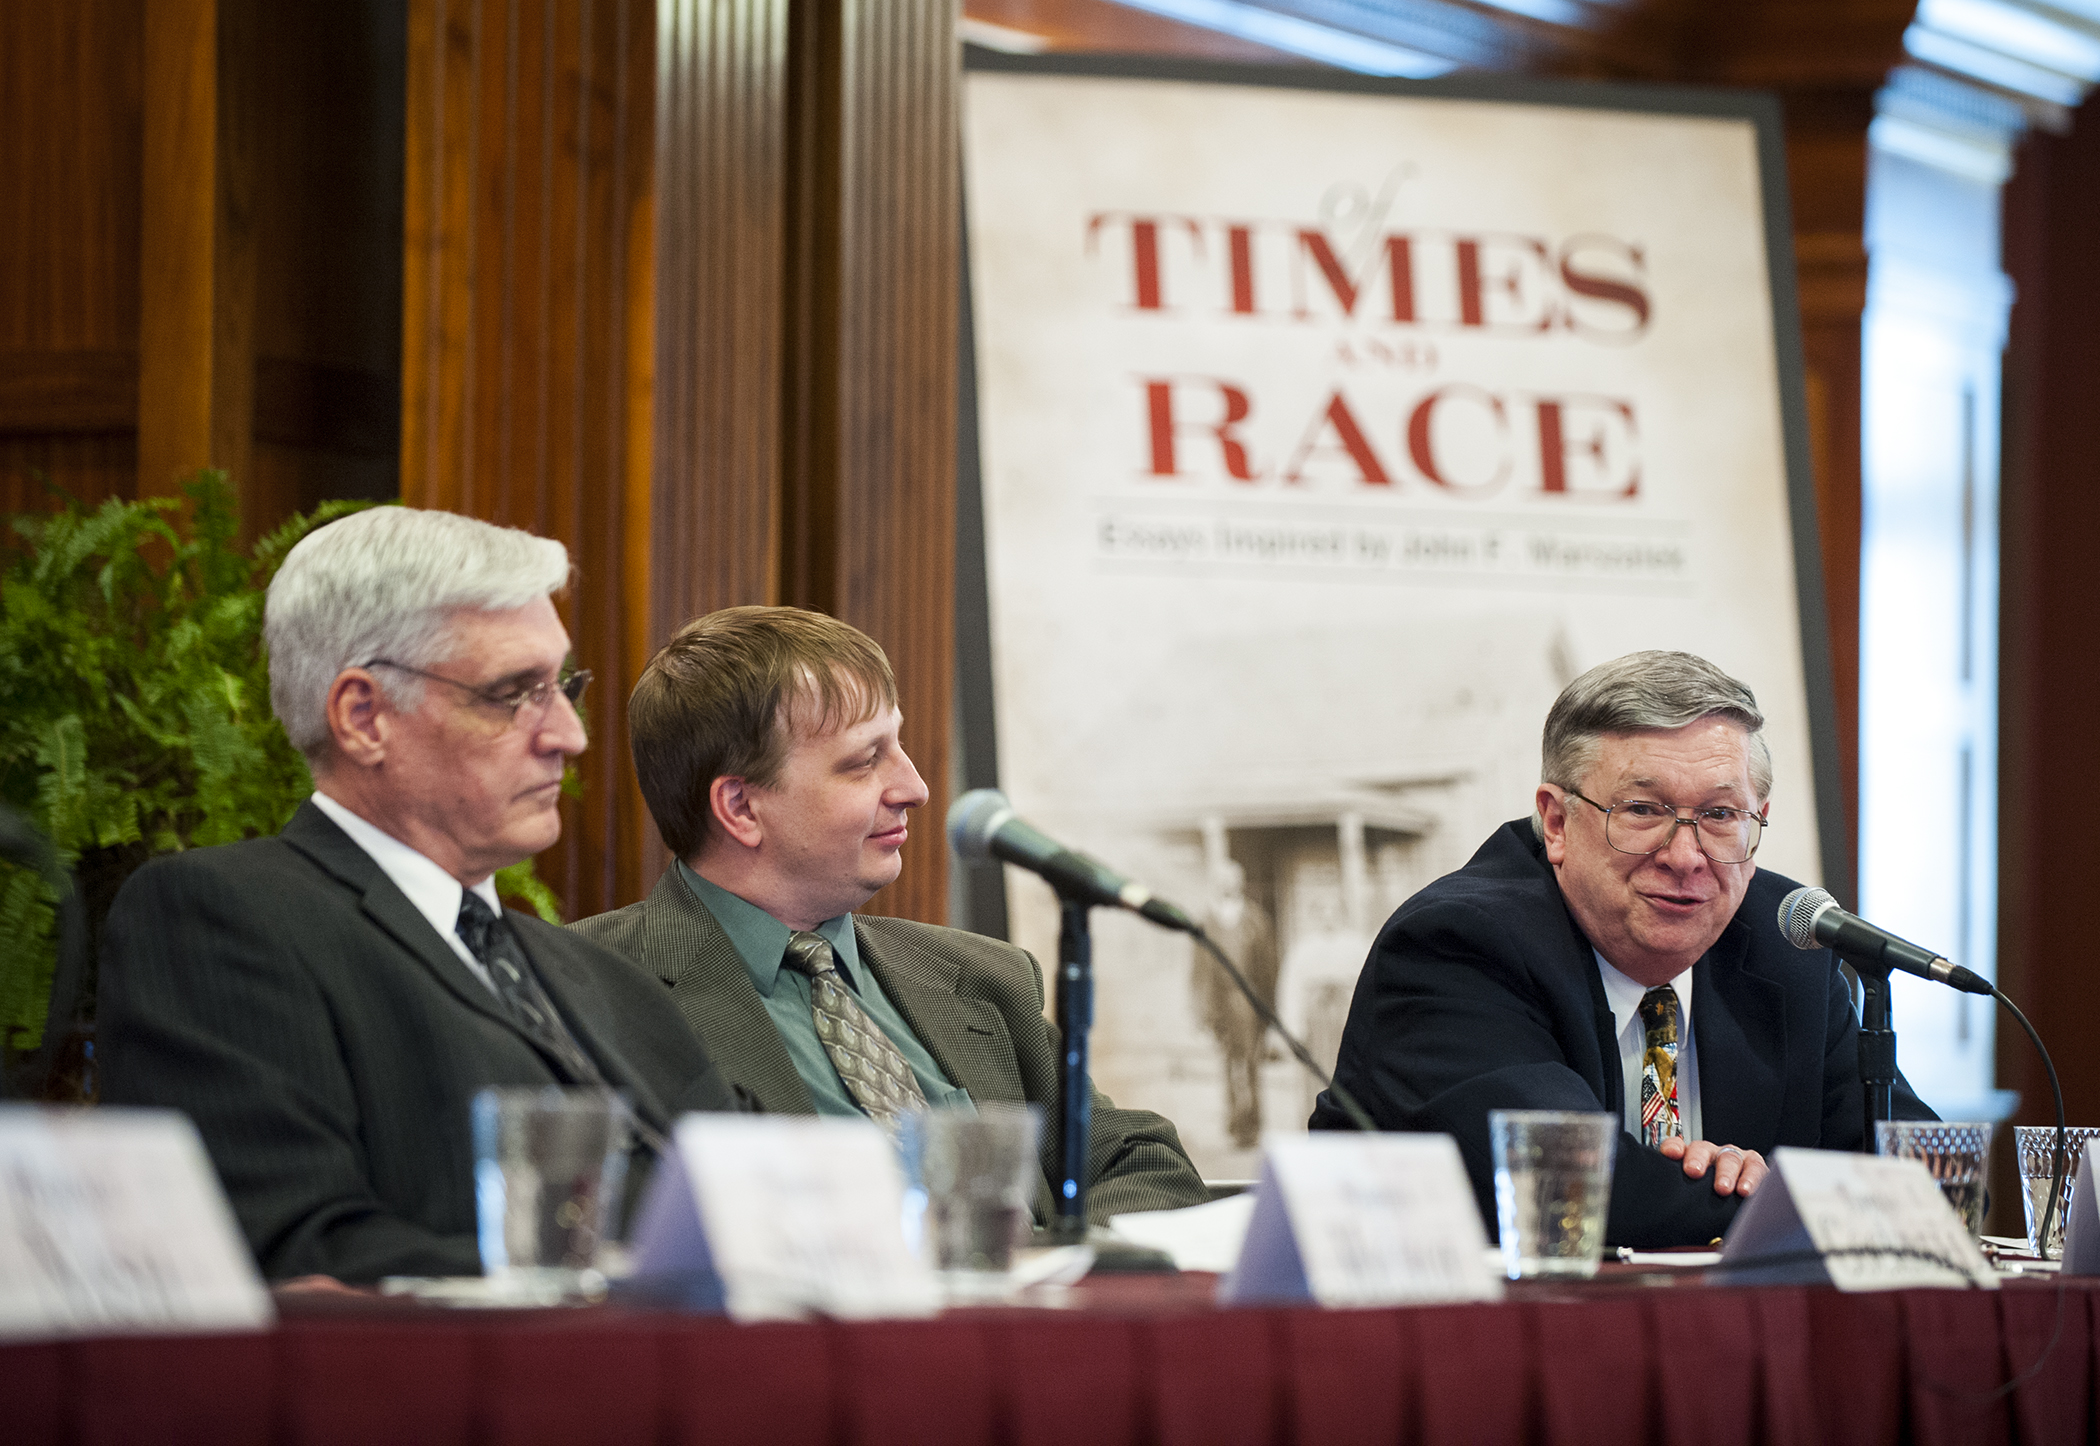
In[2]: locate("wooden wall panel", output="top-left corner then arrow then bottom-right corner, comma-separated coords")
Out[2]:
643,0 -> 791,890
245,2 -> 407,528
645,0 -> 960,923
650,0 -> 787,630
402,0 -> 657,919
138,0 -> 257,501
774,0 -> 960,927
2000,99 -> 2100,1130
0,0 -> 144,513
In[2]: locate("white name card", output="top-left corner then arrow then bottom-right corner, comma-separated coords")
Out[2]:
0,1106 -> 274,1342
1219,1132 -> 1502,1308
626,1114 -> 939,1322
1719,1146 -> 1996,1291
2057,1142 -> 2100,1275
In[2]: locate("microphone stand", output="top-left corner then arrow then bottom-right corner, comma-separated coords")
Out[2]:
1051,894 -> 1094,1244
1850,957 -> 1898,1151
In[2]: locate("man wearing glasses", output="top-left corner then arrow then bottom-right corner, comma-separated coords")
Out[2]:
1311,650 -> 1934,1247
100,507 -> 739,1282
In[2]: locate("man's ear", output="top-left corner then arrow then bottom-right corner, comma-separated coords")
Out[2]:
1537,785 -> 1572,867
326,670 -> 389,769
709,775 -> 765,851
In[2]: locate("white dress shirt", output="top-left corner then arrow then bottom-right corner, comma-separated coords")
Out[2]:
1594,950 -> 1701,1145
310,791 -> 503,995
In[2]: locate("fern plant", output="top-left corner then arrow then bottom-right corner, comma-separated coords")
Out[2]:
0,472 -> 561,1069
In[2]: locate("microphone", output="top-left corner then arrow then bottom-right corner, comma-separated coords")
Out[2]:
947,789 -> 1195,930
1777,887 -> 1991,995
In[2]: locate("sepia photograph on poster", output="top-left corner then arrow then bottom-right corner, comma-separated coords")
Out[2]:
961,58 -> 1836,1180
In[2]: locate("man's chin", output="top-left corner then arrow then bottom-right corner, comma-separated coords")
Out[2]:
503,816 -> 565,864
1633,918 -> 1726,970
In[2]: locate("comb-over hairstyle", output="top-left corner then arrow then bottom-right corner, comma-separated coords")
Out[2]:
629,606 -> 898,857
265,506 -> 570,764
1538,650 -> 1772,819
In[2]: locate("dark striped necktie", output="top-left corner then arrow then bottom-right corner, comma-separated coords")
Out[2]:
456,891 -> 603,1087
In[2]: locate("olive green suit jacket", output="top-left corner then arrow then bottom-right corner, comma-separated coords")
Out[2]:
571,866 -> 1210,1223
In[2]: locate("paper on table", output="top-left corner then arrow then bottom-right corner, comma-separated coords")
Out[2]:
1220,1133 -> 1501,1308
627,1113 -> 940,1321
0,1106 -> 274,1342
1719,1146 -> 1996,1291
1108,1192 -> 1258,1273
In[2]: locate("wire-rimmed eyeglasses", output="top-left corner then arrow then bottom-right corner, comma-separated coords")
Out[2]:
1565,789 -> 1766,864
363,659 -> 591,728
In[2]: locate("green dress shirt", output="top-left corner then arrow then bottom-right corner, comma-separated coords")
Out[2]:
675,862 -> 972,1117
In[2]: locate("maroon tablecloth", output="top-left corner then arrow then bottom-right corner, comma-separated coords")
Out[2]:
7,1274 -> 2094,1446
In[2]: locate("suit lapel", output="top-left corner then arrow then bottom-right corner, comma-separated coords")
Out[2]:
278,803 -> 518,1036
1693,917 -> 1787,1151
637,868 -> 815,1113
518,925 -> 674,1134
857,923 -> 1026,1106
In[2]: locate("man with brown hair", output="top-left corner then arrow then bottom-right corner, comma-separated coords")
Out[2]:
572,605 -> 1207,1223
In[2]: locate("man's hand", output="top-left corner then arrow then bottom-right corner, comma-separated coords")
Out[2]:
1659,1136 -> 1767,1197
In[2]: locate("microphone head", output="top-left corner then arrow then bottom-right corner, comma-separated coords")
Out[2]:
947,788 -> 1016,862
1777,886 -> 1838,950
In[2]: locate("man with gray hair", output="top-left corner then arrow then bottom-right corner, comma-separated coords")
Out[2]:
100,507 -> 738,1282
1311,650 -> 1934,1247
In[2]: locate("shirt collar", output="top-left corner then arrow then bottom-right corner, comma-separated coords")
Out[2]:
309,790 -> 501,936
1594,949 -> 1695,1042
675,860 -> 860,996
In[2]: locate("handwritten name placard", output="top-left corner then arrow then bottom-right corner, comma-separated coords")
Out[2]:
1220,1132 -> 1501,1308
626,1114 -> 939,1321
1719,1146 -> 1996,1291
0,1106 -> 273,1342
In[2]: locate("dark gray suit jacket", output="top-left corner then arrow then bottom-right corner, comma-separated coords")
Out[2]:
571,866 -> 1210,1223
99,802 -> 740,1282
1312,820 -> 1935,1247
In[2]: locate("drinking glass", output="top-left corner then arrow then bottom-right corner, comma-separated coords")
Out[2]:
473,1086 -> 631,1302
902,1103 -> 1040,1298
1489,1110 -> 1616,1280
1875,1120 -> 1993,1238
2014,1125 -> 2100,1258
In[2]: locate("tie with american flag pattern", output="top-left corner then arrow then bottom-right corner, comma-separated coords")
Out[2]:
1637,985 -> 1682,1148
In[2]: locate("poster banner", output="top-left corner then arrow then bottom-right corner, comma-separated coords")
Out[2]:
962,58 -> 1832,1177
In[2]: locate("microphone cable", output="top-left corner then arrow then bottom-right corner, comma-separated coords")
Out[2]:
1188,925 -> 1379,1133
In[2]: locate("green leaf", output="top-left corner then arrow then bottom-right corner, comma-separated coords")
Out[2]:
0,478 -> 416,1061
494,860 -> 564,924
33,715 -> 89,857
0,861 -> 58,1053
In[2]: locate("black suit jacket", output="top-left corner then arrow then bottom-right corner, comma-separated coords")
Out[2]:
571,866 -> 1211,1223
1310,820 -> 1935,1247
98,802 -> 739,1282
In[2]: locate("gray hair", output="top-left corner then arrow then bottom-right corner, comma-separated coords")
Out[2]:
1539,650 -> 1772,813
265,507 -> 571,763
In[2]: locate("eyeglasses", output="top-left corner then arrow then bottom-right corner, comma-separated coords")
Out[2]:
363,659 -> 591,728
1565,790 -> 1766,864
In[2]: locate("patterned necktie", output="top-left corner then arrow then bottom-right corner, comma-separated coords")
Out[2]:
779,929 -> 927,1135
456,891 -> 604,1087
1637,985 -> 1682,1148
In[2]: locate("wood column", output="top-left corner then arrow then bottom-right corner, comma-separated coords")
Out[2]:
2000,98 -> 2100,1129
1781,99 -> 1877,862
777,0 -> 960,926
651,0 -> 961,925
0,1 -> 145,514
138,0 -> 256,500
1669,4 -> 1920,865
401,0 -> 658,919
650,0 -> 788,632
